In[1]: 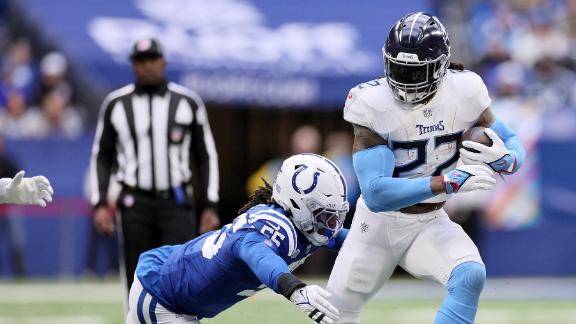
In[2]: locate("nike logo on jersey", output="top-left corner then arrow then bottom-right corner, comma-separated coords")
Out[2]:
415,120 -> 445,135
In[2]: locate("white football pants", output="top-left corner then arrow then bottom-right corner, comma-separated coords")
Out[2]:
326,198 -> 483,324
126,275 -> 201,324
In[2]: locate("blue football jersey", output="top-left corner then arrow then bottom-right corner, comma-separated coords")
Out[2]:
136,204 -> 330,318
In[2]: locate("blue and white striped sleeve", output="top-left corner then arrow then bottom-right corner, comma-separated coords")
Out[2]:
248,208 -> 299,259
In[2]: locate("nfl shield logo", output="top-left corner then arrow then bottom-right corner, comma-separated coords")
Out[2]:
423,108 -> 432,118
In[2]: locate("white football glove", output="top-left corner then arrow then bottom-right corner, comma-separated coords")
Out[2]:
0,171 -> 54,207
460,128 -> 517,174
443,164 -> 496,194
290,285 -> 339,324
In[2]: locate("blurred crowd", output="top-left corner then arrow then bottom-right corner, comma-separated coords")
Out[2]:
466,0 -> 576,117
0,37 -> 84,140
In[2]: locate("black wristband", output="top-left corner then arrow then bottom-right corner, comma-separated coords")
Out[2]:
278,273 -> 306,299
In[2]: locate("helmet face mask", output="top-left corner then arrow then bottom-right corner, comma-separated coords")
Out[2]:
304,196 -> 348,245
384,52 -> 449,103
383,12 -> 451,104
272,154 -> 349,246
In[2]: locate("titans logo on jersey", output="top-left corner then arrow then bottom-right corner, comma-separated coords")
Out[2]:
344,70 -> 492,203
135,204 -> 332,319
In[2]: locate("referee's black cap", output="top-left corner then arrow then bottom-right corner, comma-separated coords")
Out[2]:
130,38 -> 164,61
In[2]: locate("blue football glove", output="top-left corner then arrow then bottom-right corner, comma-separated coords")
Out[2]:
443,165 -> 496,194
460,128 -> 517,174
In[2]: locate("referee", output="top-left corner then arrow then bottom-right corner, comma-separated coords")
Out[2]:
89,38 -> 220,293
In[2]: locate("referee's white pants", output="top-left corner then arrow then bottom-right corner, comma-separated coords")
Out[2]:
126,275 -> 200,324
326,199 -> 483,323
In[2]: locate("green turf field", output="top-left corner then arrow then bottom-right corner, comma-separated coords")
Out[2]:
0,281 -> 574,323
205,299 -> 576,324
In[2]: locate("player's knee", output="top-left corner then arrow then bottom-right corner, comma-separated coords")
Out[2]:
345,255 -> 385,294
125,310 -> 138,324
448,262 -> 486,294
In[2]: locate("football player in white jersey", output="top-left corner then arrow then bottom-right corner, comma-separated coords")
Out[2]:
326,12 -> 526,324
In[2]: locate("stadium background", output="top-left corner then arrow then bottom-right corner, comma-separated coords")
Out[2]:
0,0 -> 574,323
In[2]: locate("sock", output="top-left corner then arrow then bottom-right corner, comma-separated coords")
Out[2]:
434,261 -> 486,324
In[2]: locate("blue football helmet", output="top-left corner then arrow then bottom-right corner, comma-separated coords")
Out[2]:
383,12 -> 451,104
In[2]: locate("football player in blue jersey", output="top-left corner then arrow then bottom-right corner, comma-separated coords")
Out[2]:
126,153 -> 350,324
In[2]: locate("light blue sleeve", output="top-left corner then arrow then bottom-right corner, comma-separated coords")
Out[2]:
353,145 -> 435,212
490,117 -> 526,173
232,230 -> 290,293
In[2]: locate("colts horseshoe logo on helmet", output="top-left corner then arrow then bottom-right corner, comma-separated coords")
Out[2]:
291,165 -> 321,194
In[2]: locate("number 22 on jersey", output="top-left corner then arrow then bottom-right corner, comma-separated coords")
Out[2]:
392,131 -> 462,177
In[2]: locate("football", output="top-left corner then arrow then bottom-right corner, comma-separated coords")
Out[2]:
459,126 -> 492,153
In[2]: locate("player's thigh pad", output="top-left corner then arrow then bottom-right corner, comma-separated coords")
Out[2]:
399,210 -> 483,285
327,205 -> 398,316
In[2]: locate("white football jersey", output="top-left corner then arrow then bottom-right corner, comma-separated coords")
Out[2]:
344,70 -> 491,203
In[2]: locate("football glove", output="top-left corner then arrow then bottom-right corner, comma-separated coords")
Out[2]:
443,164 -> 496,194
290,285 -> 339,324
0,171 -> 54,207
460,128 -> 516,174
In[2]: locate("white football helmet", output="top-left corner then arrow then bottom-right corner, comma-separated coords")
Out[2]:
272,153 -> 349,246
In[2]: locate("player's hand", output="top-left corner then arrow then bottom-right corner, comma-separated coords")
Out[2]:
0,171 -> 54,206
443,164 -> 496,194
94,206 -> 115,235
199,208 -> 220,234
460,128 -> 516,174
290,285 -> 339,324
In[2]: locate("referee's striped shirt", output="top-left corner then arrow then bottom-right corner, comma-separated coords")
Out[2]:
89,81 -> 219,209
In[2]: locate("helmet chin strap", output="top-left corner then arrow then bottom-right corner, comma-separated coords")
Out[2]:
307,232 -> 329,246
397,89 -> 427,104
303,226 -> 339,246
395,83 -> 439,106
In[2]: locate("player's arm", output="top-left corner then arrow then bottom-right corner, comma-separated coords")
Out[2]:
463,108 -> 526,174
232,231 -> 339,324
232,231 -> 289,291
353,125 -> 495,212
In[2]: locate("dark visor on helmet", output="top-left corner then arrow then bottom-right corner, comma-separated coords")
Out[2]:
387,63 -> 428,84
